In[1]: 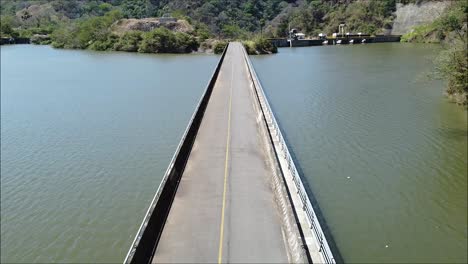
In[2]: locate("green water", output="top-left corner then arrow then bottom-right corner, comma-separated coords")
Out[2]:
1,43 -> 466,263
251,43 -> 467,263
0,45 -> 218,263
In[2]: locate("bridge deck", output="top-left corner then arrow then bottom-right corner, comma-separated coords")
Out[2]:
153,42 -> 288,263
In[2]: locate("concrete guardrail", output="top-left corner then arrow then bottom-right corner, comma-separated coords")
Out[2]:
242,46 -> 342,264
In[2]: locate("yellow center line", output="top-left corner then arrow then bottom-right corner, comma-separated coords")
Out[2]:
218,44 -> 235,264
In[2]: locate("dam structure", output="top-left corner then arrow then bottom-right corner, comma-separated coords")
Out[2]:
124,42 -> 340,264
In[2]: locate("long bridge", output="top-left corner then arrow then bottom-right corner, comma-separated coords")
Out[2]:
124,42 -> 342,264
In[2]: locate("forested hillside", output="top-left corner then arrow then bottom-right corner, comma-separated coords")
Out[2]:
1,0 -> 465,103
0,0 -> 406,54
1,0 -> 422,39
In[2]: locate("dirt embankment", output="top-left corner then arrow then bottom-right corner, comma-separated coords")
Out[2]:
111,18 -> 193,35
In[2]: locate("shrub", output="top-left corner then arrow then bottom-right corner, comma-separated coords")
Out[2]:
50,10 -> 122,49
194,22 -> 212,42
174,32 -> 199,52
139,28 -> 177,53
138,28 -> 199,53
435,39 -> 467,105
243,38 -> 277,55
89,34 -> 119,51
221,24 -> 248,39
400,24 -> 438,43
242,40 -> 256,54
213,41 -> 228,54
114,31 -> 142,52
253,37 -> 277,54
51,24 -> 79,48
0,15 -> 19,38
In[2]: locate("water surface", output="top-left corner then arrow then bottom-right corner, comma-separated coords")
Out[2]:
252,43 -> 467,263
1,45 -> 218,263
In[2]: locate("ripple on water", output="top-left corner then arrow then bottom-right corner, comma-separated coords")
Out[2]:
1,45 -> 218,263
251,43 -> 467,263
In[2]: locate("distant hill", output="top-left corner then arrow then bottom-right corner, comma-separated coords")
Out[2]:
1,0 -> 464,104
1,0 -> 454,38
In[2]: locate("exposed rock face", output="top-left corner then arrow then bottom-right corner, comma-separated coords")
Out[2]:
30,34 -> 51,44
15,3 -> 67,27
391,1 -> 451,35
112,18 -> 193,35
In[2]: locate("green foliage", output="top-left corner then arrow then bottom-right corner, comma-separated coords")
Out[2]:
401,1 -> 467,105
192,0 -> 285,34
51,10 -> 122,49
121,0 -> 156,18
171,10 -> 187,20
400,23 -> 437,42
138,27 -> 198,53
271,0 -> 398,37
221,24 -> 248,39
82,2 -> 115,17
435,40 -> 467,103
45,6 -> 199,53
0,15 -> 19,38
194,22 -> 212,41
243,37 -> 277,55
213,40 -> 227,54
89,34 -> 119,51
138,28 -> 174,52
0,0 -> 407,41
51,24 -> 79,48
402,1 -> 467,43
114,31 -> 143,52
17,26 -> 55,38
255,37 -> 277,54
243,40 -> 256,54
51,0 -> 84,19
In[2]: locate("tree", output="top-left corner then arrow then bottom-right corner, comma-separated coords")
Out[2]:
121,0 -> 155,18
0,15 -> 19,38
114,31 -> 143,52
221,24 -> 247,39
138,27 -> 199,53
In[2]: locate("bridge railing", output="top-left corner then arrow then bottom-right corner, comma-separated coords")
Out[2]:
123,43 -> 229,264
242,47 -> 336,264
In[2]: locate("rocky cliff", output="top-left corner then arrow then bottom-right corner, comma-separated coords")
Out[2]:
391,1 -> 451,35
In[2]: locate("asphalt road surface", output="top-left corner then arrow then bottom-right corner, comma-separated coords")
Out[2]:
153,42 -> 289,263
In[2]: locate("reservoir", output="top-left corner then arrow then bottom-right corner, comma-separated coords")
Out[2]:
1,43 -> 466,263
0,45 -> 218,263
251,43 -> 467,263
